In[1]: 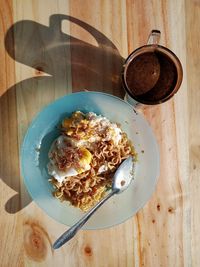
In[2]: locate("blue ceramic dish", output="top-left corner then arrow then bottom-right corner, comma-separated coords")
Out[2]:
21,92 -> 159,229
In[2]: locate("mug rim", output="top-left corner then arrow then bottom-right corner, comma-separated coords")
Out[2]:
122,44 -> 183,105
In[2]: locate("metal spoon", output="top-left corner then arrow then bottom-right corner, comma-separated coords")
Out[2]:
53,156 -> 135,249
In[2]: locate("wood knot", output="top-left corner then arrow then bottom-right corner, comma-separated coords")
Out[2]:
84,246 -> 92,256
152,219 -> 155,223
32,63 -> 46,76
168,207 -> 175,213
23,221 -> 52,262
157,204 -> 160,211
35,66 -> 45,76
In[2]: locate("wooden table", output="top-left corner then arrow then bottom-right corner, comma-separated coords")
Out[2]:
0,0 -> 198,266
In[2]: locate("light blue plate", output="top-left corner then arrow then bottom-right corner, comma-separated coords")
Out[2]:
21,92 -> 159,229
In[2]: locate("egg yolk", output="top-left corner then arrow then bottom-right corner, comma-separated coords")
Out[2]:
62,111 -> 91,139
62,118 -> 73,128
76,147 -> 92,173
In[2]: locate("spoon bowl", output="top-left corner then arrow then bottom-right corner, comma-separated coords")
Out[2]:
113,156 -> 135,193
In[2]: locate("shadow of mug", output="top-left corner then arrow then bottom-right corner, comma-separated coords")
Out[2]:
0,14 -> 124,213
5,14 -> 124,94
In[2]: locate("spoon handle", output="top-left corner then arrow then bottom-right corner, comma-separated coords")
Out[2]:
53,189 -> 117,249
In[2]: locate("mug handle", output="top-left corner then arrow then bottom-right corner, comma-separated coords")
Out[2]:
147,30 -> 161,45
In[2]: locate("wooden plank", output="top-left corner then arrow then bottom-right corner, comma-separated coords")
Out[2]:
0,0 -> 24,266
126,0 -> 189,266
11,1 -> 74,266
185,0 -> 200,266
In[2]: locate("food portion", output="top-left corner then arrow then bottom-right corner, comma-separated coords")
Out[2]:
48,111 -> 136,212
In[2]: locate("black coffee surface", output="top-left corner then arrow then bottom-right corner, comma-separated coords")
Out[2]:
126,51 -> 177,102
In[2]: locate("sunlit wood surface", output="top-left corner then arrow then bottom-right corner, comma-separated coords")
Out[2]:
0,0 -> 197,266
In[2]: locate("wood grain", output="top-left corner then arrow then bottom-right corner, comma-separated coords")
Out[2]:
0,0 -> 197,266
186,0 -> 200,266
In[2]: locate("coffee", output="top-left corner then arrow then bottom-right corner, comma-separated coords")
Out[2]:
125,51 -> 178,103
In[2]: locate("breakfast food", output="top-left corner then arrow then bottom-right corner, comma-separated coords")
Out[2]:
48,111 -> 136,211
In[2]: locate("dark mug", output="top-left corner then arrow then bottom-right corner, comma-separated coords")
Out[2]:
122,30 -> 183,106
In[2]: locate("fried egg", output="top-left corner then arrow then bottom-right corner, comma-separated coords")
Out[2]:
48,111 -> 123,183
48,135 -> 92,183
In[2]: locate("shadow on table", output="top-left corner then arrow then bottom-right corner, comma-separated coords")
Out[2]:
0,14 -> 124,213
